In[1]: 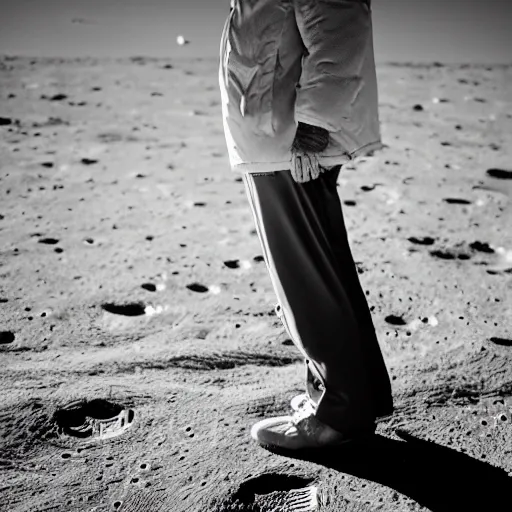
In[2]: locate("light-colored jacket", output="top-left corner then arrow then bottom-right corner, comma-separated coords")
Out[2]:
219,0 -> 383,174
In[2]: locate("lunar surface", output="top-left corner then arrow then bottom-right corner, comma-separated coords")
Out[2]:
1,55 -> 511,511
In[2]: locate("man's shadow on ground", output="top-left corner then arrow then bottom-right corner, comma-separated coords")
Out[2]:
268,430 -> 511,510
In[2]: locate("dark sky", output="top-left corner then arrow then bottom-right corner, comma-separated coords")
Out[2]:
1,0 -> 511,63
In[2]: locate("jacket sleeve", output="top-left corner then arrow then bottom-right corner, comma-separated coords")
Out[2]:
294,0 -> 374,132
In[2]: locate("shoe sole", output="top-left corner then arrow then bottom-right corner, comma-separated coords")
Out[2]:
255,429 -> 376,456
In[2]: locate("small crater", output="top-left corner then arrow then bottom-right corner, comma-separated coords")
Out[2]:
141,283 -> 157,292
224,260 -> 240,269
193,202 -> 207,207
186,283 -> 209,293
443,198 -> 472,205
486,168 -> 512,180
412,104 -> 424,111
44,93 -> 68,101
430,250 -> 457,260
0,331 -> 15,344
408,236 -> 435,246
80,158 -> 98,165
253,255 -> 264,263
385,315 -> 407,326
113,501 -> 123,510
470,241 -> 494,254
38,237 -> 59,245
489,337 -> 512,347
83,237 -> 95,245
360,184 -> 382,192
101,302 -> 146,316
343,200 -> 357,207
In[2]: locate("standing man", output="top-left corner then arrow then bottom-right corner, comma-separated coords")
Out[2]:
219,0 -> 393,451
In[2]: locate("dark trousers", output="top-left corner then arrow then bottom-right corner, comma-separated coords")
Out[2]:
242,166 -> 393,434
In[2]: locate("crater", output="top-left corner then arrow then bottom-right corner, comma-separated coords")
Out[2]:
38,237 -> 59,245
224,260 -> 240,269
489,337 -> 512,347
470,241 -> 494,254
80,158 -> 98,165
186,283 -> 209,293
408,236 -> 436,246
385,315 -> 407,326
443,198 -> 472,205
0,331 -> 15,344
486,168 -> 512,180
101,302 -> 146,316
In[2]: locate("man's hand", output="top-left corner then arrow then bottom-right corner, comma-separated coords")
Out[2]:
291,122 -> 330,154
290,122 -> 330,183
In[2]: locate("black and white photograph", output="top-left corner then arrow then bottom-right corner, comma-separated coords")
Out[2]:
1,1 -> 511,510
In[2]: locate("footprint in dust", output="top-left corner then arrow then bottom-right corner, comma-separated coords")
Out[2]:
53,398 -> 135,441
213,473 -> 319,512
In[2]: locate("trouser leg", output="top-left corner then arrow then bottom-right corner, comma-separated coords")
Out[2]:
242,167 -> 393,434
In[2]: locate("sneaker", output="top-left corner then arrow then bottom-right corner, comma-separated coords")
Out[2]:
250,407 -> 374,451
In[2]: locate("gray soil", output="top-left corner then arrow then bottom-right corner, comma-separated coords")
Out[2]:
1,55 -> 511,511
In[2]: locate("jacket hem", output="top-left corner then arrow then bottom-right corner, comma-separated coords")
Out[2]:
229,140 -> 384,174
